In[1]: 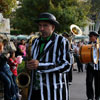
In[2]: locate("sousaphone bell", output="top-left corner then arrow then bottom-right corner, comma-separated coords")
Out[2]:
70,24 -> 82,36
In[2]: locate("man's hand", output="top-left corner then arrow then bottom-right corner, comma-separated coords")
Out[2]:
27,59 -> 39,70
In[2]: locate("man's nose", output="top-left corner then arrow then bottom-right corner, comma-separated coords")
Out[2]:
39,26 -> 44,30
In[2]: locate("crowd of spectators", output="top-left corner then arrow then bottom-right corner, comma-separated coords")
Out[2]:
0,38 -> 27,100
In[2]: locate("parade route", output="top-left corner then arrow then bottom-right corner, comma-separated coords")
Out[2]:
70,64 -> 87,100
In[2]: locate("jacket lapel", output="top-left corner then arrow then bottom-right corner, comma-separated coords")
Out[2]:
37,33 -> 56,60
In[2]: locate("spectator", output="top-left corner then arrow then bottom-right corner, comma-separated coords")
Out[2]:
8,51 -> 22,100
15,39 -> 26,60
0,41 -> 17,100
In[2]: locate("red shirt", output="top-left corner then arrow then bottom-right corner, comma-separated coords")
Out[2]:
8,58 -> 18,76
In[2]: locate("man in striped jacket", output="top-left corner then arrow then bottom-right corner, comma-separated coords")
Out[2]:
27,12 -> 71,100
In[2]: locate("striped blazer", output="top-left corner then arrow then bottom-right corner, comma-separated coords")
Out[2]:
30,33 -> 71,100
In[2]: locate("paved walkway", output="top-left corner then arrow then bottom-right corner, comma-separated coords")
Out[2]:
69,63 -> 87,100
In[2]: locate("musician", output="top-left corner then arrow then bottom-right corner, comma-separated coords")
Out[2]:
74,41 -> 83,72
27,12 -> 71,100
62,32 -> 73,85
86,31 -> 100,100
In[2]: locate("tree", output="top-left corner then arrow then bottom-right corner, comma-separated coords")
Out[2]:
90,0 -> 100,32
0,0 -> 17,17
49,0 -> 91,32
11,0 -> 91,34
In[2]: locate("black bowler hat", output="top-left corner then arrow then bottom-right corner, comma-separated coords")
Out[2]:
35,12 -> 59,26
89,31 -> 99,37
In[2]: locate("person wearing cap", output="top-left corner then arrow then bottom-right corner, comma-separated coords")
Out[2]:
86,31 -> 100,100
27,12 -> 71,100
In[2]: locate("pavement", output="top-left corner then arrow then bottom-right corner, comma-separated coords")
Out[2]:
69,63 -> 87,100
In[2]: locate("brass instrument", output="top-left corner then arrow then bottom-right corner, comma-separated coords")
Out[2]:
68,24 -> 83,44
96,38 -> 99,49
16,72 -> 30,89
69,24 -> 82,52
70,24 -> 82,36
16,72 -> 30,100
16,35 -> 38,100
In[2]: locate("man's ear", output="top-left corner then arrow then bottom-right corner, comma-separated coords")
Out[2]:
52,25 -> 55,31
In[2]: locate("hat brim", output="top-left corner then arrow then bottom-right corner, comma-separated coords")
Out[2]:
35,19 -> 59,26
89,33 -> 99,37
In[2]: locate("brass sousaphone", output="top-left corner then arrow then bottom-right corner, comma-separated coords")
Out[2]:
70,24 -> 82,36
70,24 -> 99,64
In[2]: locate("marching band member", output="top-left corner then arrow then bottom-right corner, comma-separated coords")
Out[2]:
62,32 -> 73,85
86,31 -> 100,100
27,12 -> 71,100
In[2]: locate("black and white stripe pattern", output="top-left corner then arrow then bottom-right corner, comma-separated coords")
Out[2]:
31,33 -> 70,100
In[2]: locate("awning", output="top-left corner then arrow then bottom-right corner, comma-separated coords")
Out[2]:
74,35 -> 89,39
17,35 -> 29,40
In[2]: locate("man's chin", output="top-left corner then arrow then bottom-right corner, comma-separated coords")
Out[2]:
41,36 -> 47,38
41,34 -> 48,37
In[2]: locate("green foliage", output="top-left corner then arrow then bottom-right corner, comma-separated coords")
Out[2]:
10,29 -> 22,35
17,61 -> 26,74
0,0 -> 17,17
91,0 -> 100,13
11,0 -> 91,34
90,0 -> 100,22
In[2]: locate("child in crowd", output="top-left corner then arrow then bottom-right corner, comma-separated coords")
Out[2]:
8,51 -> 22,100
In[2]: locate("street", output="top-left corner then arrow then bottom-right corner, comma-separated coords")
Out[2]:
69,63 -> 87,100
